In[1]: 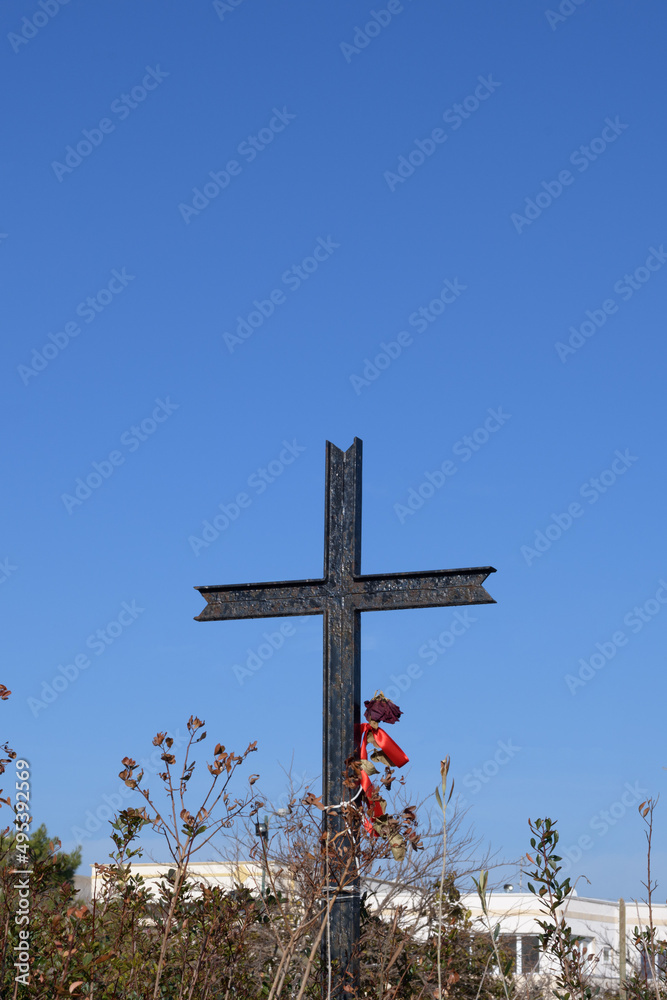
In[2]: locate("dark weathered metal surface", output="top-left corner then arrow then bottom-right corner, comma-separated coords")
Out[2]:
195,567 -> 495,619
320,440 -> 362,994
194,438 -> 496,998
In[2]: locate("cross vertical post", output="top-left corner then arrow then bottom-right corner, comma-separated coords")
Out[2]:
321,441 -> 362,990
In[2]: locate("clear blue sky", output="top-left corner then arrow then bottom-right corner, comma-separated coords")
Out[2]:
2,0 -> 666,901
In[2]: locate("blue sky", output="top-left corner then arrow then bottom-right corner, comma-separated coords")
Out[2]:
2,0 -> 666,901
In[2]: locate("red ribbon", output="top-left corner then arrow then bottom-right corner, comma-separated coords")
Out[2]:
359,723 -> 409,834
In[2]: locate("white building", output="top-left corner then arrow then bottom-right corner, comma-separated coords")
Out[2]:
459,890 -> 667,983
89,860 -> 267,901
364,878 -> 667,982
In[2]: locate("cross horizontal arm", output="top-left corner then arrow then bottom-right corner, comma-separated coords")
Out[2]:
348,567 -> 496,612
194,579 -> 327,621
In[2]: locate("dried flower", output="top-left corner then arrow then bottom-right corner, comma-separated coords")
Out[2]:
364,692 -> 402,725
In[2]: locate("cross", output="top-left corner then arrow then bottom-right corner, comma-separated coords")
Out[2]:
194,438 -> 495,997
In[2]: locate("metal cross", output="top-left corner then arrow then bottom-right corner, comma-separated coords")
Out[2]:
194,438 -> 496,997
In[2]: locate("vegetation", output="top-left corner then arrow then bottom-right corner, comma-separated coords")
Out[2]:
0,688 -> 664,997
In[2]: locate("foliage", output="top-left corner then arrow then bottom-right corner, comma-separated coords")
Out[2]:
624,798 -> 667,1000
16,824 -> 81,886
525,816 -> 601,1000
0,705 -> 508,998
357,874 -> 513,999
0,681 -> 662,999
